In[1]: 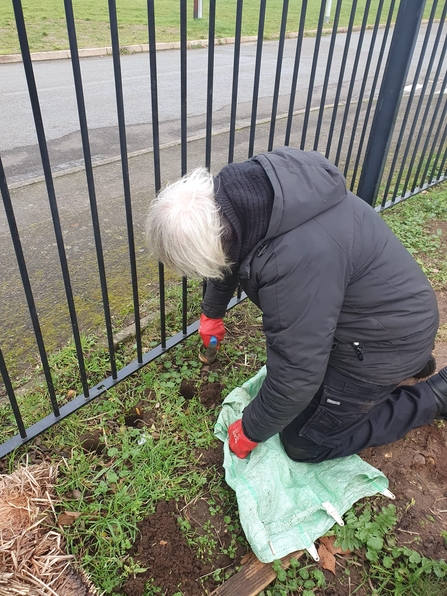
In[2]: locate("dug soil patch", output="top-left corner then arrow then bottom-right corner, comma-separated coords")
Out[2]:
120,448 -> 245,596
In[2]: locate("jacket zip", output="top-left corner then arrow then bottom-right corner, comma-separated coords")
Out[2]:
351,342 -> 364,361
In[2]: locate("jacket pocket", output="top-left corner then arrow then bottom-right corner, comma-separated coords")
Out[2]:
298,383 -> 379,447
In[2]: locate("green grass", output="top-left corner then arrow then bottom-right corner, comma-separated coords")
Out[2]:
2,0 -> 440,55
382,186 -> 447,290
1,183 -> 446,595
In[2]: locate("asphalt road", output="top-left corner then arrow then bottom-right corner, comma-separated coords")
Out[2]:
0,24 -> 440,185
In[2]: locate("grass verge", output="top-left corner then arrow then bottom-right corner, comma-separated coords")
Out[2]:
2,0 -> 439,55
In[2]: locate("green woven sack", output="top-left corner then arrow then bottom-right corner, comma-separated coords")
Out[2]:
215,366 -> 393,563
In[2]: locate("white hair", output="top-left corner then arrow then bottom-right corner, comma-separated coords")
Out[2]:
145,168 -> 232,280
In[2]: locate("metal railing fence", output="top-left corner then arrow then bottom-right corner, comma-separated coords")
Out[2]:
0,0 -> 446,457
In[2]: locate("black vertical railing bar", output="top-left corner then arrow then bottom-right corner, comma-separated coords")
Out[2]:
108,0 -> 143,363
182,278 -> 188,335
205,0 -> 216,169
267,0 -> 289,152
300,0 -> 326,150
228,0 -> 243,164
248,0 -> 267,158
412,69 -> 447,191
11,0 -> 89,398
284,0 -> 308,147
420,86 -> 447,187
180,0 -> 188,336
0,156 -> 59,418
146,0 -> 165,349
343,0 -> 384,178
313,0 -> 343,152
438,144 -> 447,179
64,0 -> 117,380
325,0 -> 358,159
147,0 -> 161,192
158,262 -> 167,349
351,0 -> 396,192
182,277 -> 188,334
180,0 -> 187,177
0,347 -> 27,439
357,0 -> 425,207
429,100 -> 447,182
379,0 -> 438,205
391,4 -> 447,202
334,0 -> 372,168
401,32 -> 447,197
181,273 -> 188,334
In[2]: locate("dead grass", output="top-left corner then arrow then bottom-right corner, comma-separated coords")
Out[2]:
0,462 -> 99,596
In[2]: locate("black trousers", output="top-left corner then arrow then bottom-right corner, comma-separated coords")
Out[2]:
280,366 -> 438,463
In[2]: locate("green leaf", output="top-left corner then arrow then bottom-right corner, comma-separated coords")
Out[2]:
366,547 -> 379,562
433,563 -> 446,578
299,568 -> 309,580
276,568 -> 287,582
312,569 -> 326,587
367,535 -> 383,552
409,551 -> 422,564
107,470 -> 119,484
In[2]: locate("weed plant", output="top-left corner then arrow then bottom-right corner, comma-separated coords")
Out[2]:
262,502 -> 447,595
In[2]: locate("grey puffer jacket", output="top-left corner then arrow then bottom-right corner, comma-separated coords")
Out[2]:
202,148 -> 439,443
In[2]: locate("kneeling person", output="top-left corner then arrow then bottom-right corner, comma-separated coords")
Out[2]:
146,147 -> 445,463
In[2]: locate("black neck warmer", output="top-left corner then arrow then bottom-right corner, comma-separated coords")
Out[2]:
214,159 -> 274,267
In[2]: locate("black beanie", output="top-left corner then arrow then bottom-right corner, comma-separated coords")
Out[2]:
214,159 -> 274,266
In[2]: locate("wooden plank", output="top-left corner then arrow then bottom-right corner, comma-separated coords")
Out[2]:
209,550 -> 304,596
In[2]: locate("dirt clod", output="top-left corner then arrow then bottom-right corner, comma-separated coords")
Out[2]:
199,382 -> 222,408
80,432 -> 105,454
179,379 -> 197,400
413,453 -> 426,466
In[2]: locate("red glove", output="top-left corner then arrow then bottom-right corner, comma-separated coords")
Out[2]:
228,419 -> 258,459
199,314 -> 225,348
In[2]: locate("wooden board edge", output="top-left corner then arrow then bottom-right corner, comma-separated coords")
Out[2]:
209,550 -> 304,596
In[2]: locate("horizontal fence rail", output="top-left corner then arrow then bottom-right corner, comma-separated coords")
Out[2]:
0,0 -> 446,457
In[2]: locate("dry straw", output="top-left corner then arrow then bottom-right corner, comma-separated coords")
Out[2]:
0,461 -> 99,596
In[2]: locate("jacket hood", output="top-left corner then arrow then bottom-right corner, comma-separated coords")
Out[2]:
254,148 -> 347,239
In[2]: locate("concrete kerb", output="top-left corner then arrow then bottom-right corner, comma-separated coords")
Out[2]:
0,23 -> 397,64
0,35 -> 256,64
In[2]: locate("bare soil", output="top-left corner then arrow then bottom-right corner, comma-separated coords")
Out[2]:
118,289 -> 447,596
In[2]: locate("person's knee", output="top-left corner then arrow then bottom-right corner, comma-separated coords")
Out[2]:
280,434 -> 329,464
